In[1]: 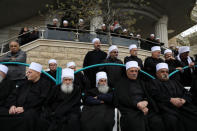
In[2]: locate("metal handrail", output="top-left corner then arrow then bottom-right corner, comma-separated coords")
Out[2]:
0,26 -> 168,53
169,65 -> 197,77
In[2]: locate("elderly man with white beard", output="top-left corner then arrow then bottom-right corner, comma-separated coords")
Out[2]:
148,63 -> 197,131
80,71 -> 115,131
45,68 -> 81,131
0,64 -> 16,115
114,61 -> 165,131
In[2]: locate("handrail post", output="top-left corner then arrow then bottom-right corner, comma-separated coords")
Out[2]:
40,29 -> 45,39
1,44 -> 4,55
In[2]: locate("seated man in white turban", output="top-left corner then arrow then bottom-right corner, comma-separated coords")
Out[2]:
0,62 -> 50,131
176,46 -> 196,87
164,49 -> 183,81
99,45 -> 124,89
67,61 -> 90,93
46,68 -> 81,131
148,63 -> 197,131
114,61 -> 164,131
0,64 -> 16,114
124,44 -> 143,69
81,72 -> 115,131
144,46 -> 164,79
45,59 -> 57,87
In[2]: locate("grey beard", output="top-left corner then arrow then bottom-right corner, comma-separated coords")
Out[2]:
161,74 -> 169,80
0,75 -> 3,83
98,85 -> 109,94
61,83 -> 74,94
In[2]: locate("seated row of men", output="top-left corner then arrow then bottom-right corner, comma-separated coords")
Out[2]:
0,59 -> 197,131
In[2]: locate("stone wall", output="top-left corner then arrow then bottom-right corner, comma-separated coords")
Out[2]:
2,39 -> 153,70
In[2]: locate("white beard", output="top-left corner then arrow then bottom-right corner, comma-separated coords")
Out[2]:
98,84 -> 109,94
61,83 -> 74,94
0,75 -> 3,83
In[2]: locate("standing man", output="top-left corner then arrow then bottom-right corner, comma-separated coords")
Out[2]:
83,38 -> 107,88
0,41 -> 26,85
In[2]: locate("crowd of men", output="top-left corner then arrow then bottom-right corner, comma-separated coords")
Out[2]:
0,38 -> 197,131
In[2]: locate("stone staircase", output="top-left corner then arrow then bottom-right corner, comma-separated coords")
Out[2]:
1,39 -> 153,70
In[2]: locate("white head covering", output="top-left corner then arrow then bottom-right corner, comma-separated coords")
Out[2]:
151,46 -> 161,52
67,62 -> 76,68
63,20 -> 68,24
136,34 -> 141,38
79,19 -> 84,23
96,72 -> 107,87
156,63 -> 168,71
150,34 -> 155,37
48,59 -> 57,64
130,33 -> 134,36
0,64 -> 8,74
156,37 -> 160,40
178,46 -> 190,54
53,18 -> 58,22
29,62 -> 42,73
92,38 -> 100,44
129,44 -> 137,51
123,29 -> 127,32
126,61 -> 139,70
102,24 -> 106,27
61,68 -> 74,80
164,49 -> 172,55
107,45 -> 118,58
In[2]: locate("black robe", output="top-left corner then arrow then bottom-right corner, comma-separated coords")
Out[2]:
83,49 -> 107,88
124,55 -> 143,69
0,77 -> 50,131
45,70 -> 57,88
74,71 -> 91,94
45,84 -> 81,131
81,87 -> 115,131
114,77 -> 164,131
99,57 -> 124,89
144,57 -> 164,80
0,78 -> 16,114
176,56 -> 196,87
165,59 -> 183,82
191,74 -> 197,105
148,79 -> 197,131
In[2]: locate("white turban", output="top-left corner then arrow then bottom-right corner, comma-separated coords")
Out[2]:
151,46 -> 161,52
107,45 -> 118,58
129,44 -> 137,51
130,33 -> 134,36
63,20 -> 68,24
123,29 -> 127,32
150,34 -> 155,37
53,18 -> 58,22
92,38 -> 100,44
156,63 -> 168,71
126,61 -> 139,70
178,46 -> 190,54
79,19 -> 84,23
62,68 -> 74,80
48,59 -> 57,64
29,62 -> 42,73
102,24 -> 106,26
67,62 -> 76,68
96,72 -> 107,87
0,64 -> 8,74
164,49 -> 172,55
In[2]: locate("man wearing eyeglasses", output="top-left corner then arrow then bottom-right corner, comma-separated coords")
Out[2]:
0,41 -> 26,86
